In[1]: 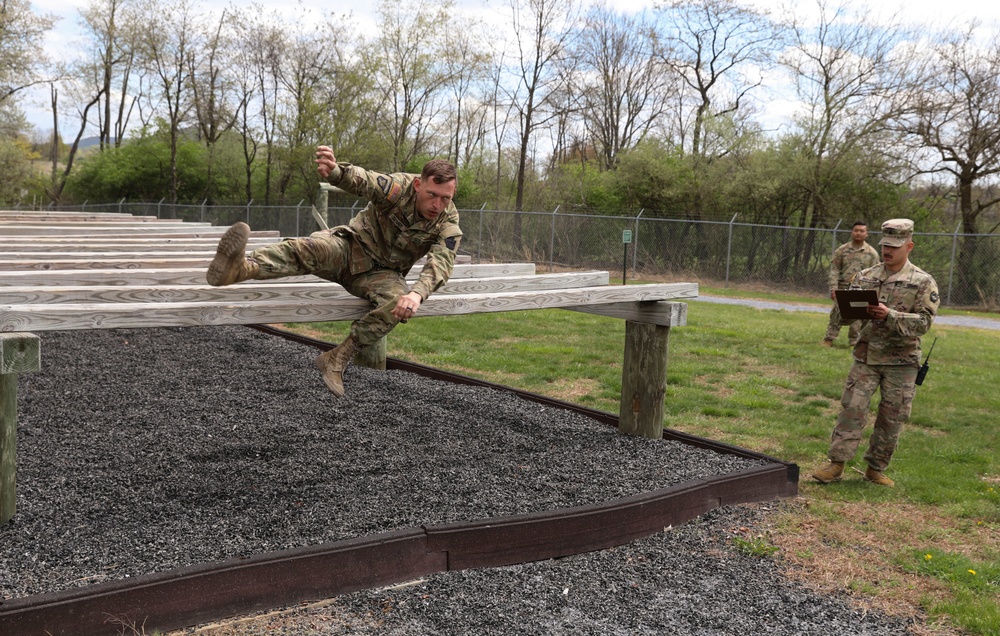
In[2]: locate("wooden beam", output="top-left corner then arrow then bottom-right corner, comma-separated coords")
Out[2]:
0,272 -> 610,305
0,239 -> 280,252
618,321 -> 672,440
565,300 -> 688,327
1,333 -> 41,525
0,283 -> 699,332
0,227 -> 234,237
0,262 -> 536,287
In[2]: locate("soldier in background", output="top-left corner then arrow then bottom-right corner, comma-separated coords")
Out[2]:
823,221 -> 879,347
206,145 -> 462,398
812,219 -> 939,487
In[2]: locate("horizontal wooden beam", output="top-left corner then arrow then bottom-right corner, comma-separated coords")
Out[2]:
0,239 -> 281,252
0,283 -> 698,332
566,300 -> 688,327
1,272 -> 610,305
0,219 -> 189,227
0,262 -> 534,287
0,227 -> 230,237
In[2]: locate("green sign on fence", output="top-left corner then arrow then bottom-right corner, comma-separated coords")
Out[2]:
622,229 -> 633,244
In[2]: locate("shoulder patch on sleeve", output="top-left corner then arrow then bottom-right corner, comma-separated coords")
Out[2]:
445,237 -> 458,251
377,175 -> 391,196
930,291 -> 939,303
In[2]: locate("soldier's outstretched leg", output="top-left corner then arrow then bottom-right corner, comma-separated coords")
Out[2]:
315,336 -> 363,398
206,222 -> 259,286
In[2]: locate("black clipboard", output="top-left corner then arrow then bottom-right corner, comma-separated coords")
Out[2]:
835,289 -> 879,320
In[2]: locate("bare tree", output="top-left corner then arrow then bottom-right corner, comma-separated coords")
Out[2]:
362,0 -> 455,171
441,16 -> 491,171
0,0 -> 55,105
501,0 -> 580,211
905,23 -> 1000,303
188,10 -> 240,202
134,0 -> 200,203
577,3 -> 672,170
655,0 -> 777,159
781,0 -> 917,227
78,0 -> 138,150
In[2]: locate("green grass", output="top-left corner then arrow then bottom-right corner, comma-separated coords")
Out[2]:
286,297 -> 1000,634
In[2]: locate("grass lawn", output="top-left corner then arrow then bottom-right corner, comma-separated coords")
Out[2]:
285,294 -> 1000,636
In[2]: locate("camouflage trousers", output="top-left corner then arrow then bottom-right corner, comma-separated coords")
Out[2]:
828,361 -> 918,471
825,301 -> 862,344
249,231 -> 408,348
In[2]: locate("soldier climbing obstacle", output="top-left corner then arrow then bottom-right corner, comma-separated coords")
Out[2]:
206,146 -> 462,398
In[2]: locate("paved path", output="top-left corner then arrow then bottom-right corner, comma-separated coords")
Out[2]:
698,295 -> 1000,331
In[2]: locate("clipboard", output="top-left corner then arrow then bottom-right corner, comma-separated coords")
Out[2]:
835,289 -> 879,320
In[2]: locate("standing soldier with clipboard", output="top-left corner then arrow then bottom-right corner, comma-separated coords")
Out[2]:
812,219 -> 940,487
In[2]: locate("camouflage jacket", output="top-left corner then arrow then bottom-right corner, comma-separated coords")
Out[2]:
828,241 -> 879,291
848,260 -> 939,366
327,162 -> 463,300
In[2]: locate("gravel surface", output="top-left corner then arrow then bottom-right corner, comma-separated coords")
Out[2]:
3,326 -> 917,634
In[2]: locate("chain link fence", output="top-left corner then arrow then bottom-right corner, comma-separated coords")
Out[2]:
29,200 -> 1000,310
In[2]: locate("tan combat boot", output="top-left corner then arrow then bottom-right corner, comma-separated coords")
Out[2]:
864,467 -> 895,488
812,461 -> 845,484
315,337 -> 363,398
821,339 -> 834,347
206,222 -> 258,286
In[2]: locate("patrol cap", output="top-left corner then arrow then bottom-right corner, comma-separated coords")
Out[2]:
878,218 -> 914,247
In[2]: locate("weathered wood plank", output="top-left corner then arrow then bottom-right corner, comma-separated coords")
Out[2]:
0,262 -> 535,287
0,227 -> 230,237
0,283 -> 698,332
0,272 -> 610,305
0,239 -> 280,252
0,214 -> 160,222
566,300 -> 688,327
3,251 -> 226,260
0,258 -> 218,271
1,333 -> 41,526
618,321 -> 670,439
0,219 -> 189,227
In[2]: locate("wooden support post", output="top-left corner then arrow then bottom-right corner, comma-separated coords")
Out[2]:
355,337 -> 387,370
618,303 -> 687,440
1,333 -> 41,525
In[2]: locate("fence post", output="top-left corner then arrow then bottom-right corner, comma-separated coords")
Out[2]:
118,197 -> 126,215
200,199 -> 207,223
549,205 -> 560,272
478,203 -> 486,263
156,198 -> 164,219
947,221 -> 961,306
82,200 -> 87,212
632,209 -> 644,278
245,199 -> 253,224
725,213 -> 738,288
296,199 -> 304,237
830,219 -> 842,254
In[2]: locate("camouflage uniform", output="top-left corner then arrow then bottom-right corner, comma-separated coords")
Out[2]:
825,240 -> 879,344
827,224 -> 939,472
248,162 -> 462,347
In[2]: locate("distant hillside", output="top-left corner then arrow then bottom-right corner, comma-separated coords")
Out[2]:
78,136 -> 115,149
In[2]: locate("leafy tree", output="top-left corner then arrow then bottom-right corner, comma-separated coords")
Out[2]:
63,129 -> 210,202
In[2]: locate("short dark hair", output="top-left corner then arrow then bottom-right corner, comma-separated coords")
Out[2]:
421,159 -> 457,185
852,221 -> 867,228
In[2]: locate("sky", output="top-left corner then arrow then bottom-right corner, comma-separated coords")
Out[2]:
18,0 -> 1000,137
